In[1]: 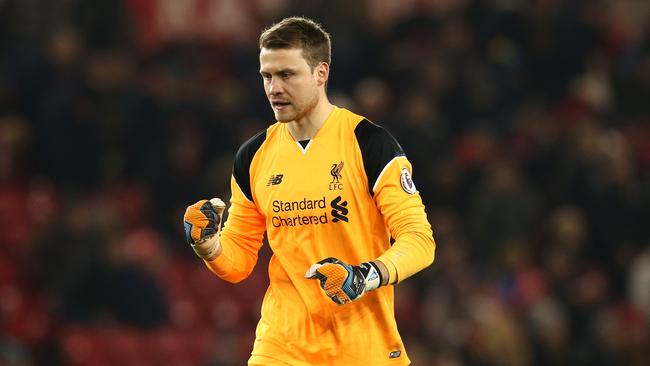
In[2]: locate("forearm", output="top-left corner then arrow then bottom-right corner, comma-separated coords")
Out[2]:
376,230 -> 435,284
204,231 -> 260,283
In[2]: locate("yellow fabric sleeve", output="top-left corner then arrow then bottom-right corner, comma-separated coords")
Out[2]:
204,176 -> 266,283
374,157 -> 435,284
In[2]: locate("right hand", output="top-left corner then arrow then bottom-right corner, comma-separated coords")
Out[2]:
305,258 -> 382,305
183,198 -> 227,260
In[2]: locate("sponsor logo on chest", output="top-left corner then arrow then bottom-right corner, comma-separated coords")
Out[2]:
264,161 -> 352,228
270,195 -> 349,228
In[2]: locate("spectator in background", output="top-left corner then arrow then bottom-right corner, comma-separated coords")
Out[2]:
629,246 -> 650,321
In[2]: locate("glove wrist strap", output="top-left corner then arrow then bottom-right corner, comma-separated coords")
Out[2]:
191,235 -> 220,260
360,261 -> 382,292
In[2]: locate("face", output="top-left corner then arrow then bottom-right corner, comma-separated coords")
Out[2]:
259,47 -> 327,123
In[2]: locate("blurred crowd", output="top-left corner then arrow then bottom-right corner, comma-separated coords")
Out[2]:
1,0 -> 649,365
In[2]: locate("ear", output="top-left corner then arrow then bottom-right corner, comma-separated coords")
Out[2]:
315,62 -> 329,86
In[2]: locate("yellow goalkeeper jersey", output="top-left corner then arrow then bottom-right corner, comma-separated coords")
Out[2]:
205,107 -> 435,365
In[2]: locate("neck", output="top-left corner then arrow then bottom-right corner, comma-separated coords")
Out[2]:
287,98 -> 334,141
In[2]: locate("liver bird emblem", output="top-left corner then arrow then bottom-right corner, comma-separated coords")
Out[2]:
330,161 -> 344,183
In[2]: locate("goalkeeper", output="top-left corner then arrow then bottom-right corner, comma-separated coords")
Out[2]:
184,16 -> 435,366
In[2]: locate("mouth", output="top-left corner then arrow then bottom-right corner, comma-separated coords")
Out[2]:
271,101 -> 291,111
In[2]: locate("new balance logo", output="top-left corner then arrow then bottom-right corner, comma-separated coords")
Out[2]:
330,196 -> 348,223
267,174 -> 284,186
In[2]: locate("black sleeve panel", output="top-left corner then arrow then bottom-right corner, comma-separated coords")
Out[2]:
354,119 -> 406,194
233,129 -> 267,202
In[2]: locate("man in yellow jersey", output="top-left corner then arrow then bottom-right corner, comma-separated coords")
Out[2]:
183,16 -> 435,365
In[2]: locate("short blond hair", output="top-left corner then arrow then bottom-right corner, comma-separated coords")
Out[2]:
259,17 -> 331,69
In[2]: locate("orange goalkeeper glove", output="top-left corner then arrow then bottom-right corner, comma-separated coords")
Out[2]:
183,198 -> 226,260
305,257 -> 382,305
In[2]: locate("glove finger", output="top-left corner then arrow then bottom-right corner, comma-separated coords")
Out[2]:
305,263 -> 323,278
327,289 -> 350,305
209,198 -> 226,215
314,263 -> 353,304
305,257 -> 341,277
184,201 -> 206,244
201,226 -> 217,241
199,201 -> 220,228
305,263 -> 348,304
305,258 -> 341,278
315,263 -> 350,291
330,295 -> 345,305
183,220 -> 210,245
184,220 -> 196,245
184,200 -> 209,226
316,257 -> 340,265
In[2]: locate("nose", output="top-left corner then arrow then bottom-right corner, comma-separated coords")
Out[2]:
268,77 -> 284,95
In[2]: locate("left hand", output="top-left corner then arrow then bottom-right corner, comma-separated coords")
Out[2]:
305,257 -> 382,305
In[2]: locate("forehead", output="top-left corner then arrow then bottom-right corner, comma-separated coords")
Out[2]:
259,47 -> 310,71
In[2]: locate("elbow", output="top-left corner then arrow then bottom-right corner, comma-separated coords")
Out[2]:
220,268 -> 254,284
203,256 -> 256,284
414,232 -> 435,270
411,228 -> 436,266
221,276 -> 245,284
427,236 -> 436,266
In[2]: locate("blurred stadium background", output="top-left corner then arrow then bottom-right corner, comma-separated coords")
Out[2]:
1,0 -> 650,365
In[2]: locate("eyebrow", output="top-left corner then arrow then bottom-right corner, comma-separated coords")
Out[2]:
259,68 -> 296,75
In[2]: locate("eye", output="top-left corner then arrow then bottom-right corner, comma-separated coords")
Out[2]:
280,72 -> 293,79
261,73 -> 271,81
